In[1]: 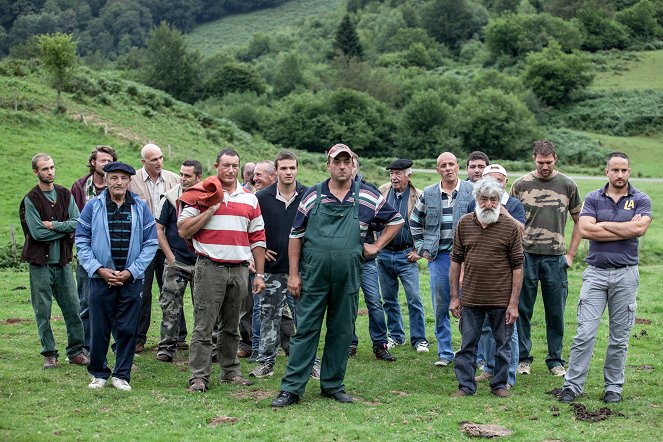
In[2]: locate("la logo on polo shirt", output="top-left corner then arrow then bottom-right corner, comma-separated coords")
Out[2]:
624,200 -> 634,210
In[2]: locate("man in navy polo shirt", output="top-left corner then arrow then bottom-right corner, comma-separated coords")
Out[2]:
559,152 -> 651,404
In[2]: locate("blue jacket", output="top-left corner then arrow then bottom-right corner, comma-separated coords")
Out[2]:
415,179 -> 474,260
75,189 -> 158,280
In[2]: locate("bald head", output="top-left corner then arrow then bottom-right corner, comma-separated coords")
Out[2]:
141,143 -> 164,179
435,152 -> 460,185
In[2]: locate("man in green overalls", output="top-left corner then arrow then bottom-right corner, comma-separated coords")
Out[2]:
272,144 -> 404,407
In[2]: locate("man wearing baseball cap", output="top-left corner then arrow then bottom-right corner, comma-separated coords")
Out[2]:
76,161 -> 158,392
272,144 -> 404,407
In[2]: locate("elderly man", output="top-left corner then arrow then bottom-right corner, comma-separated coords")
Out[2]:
449,177 -> 524,398
510,140 -> 582,377
250,151 -> 307,378
378,159 -> 429,353
128,143 -> 180,353
272,144 -> 403,407
410,152 -> 474,367
76,162 -> 158,391
155,160 -> 203,362
465,151 -> 489,183
20,154 -> 88,369
178,148 -> 266,392
71,145 -> 117,353
559,152 -> 651,404
241,162 -> 256,192
468,164 -> 525,389
238,159 -> 277,361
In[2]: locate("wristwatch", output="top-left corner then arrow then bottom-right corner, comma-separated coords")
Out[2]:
255,273 -> 266,279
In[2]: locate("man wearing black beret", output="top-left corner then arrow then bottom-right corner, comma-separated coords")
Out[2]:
377,159 -> 430,354
76,161 -> 158,391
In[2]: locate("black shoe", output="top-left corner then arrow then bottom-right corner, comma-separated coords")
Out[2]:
348,346 -> 357,357
272,390 -> 300,407
374,344 -> 396,362
558,388 -> 577,403
321,389 -> 353,403
603,391 -> 622,403
248,351 -> 259,363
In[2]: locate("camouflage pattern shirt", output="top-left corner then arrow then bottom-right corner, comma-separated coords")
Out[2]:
509,171 -> 581,256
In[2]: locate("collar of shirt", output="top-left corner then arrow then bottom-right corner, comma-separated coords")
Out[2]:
600,182 -> 634,198
438,179 -> 460,201
140,168 -> 165,184
224,181 -> 246,198
500,192 -> 509,206
276,186 -> 299,208
105,190 -> 134,207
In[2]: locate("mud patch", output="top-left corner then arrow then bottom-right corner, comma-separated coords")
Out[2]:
51,316 -> 63,321
550,406 -> 560,417
635,318 -> 652,325
391,390 -> 409,397
571,403 -> 624,422
546,388 -> 563,397
460,422 -> 512,438
208,416 -> 238,426
231,389 -> 273,401
356,309 -> 368,316
0,317 -> 32,325
634,364 -> 654,372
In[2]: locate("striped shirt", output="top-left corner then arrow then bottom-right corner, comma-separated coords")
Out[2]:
451,213 -> 524,308
179,183 -> 266,263
105,191 -> 134,271
410,182 -> 456,253
290,179 -> 403,241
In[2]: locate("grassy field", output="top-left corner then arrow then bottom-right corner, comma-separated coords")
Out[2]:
592,50 -> 663,91
0,262 -> 661,441
187,0 -> 346,54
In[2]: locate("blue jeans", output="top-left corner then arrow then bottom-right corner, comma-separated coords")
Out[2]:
352,259 -> 388,349
429,252 -> 454,361
479,318 -> 519,386
517,253 -> 568,368
252,292 -> 261,352
378,249 -> 427,347
455,306 -> 513,394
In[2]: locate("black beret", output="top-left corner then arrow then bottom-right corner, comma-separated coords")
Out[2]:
103,161 -> 136,176
386,159 -> 413,170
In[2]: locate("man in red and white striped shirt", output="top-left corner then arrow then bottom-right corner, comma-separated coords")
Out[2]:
178,148 -> 266,392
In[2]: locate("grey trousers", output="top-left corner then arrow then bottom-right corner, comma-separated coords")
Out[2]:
189,257 -> 248,386
563,265 -> 638,395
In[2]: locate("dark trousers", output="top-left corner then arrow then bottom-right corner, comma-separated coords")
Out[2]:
137,250 -> 188,345
455,306 -> 512,394
88,278 -> 142,382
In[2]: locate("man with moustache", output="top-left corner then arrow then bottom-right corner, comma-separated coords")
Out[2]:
155,160 -> 203,362
20,154 -> 88,369
449,177 -> 524,398
129,143 -> 180,353
410,152 -> 474,367
71,145 -> 117,352
76,162 -> 158,391
559,152 -> 651,404
178,148 -> 266,392
510,140 -> 582,377
272,144 -> 403,407
238,159 -> 277,361
250,151 -> 307,378
377,159 -> 429,354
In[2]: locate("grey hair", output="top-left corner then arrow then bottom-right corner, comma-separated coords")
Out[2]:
472,177 -> 504,200
403,167 -> 412,177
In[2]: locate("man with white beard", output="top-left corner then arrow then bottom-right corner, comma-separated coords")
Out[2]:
449,178 -> 524,398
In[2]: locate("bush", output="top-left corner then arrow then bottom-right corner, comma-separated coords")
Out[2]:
522,41 -> 594,106
577,6 -> 630,51
616,0 -> 662,42
204,62 -> 267,98
0,243 -> 26,270
545,128 -> 606,167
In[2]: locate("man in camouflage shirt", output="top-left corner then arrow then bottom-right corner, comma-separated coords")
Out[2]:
509,140 -> 582,377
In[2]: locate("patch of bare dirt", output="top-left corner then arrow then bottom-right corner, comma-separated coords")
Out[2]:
550,406 -> 560,417
570,403 -> 624,422
546,388 -> 563,397
634,364 -> 654,372
0,317 -> 32,325
391,390 -> 409,397
208,416 -> 238,426
635,318 -> 652,325
231,389 -> 273,401
356,308 -> 368,316
460,422 -> 513,437
51,316 -> 63,321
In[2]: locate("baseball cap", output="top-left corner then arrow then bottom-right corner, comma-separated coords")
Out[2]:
482,163 -> 507,178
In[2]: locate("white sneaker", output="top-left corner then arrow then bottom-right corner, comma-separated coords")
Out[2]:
549,365 -> 566,377
387,337 -> 405,349
415,342 -> 430,353
434,358 -> 452,367
88,377 -> 107,389
517,361 -> 531,375
111,376 -> 132,391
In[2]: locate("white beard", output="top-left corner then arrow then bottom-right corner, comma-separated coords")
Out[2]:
475,205 -> 500,225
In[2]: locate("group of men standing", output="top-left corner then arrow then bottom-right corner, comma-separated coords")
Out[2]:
21,139 -> 650,405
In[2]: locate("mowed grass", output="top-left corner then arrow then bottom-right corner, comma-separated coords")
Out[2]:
187,0 -> 346,54
592,50 -> 663,91
0,262 -> 661,441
